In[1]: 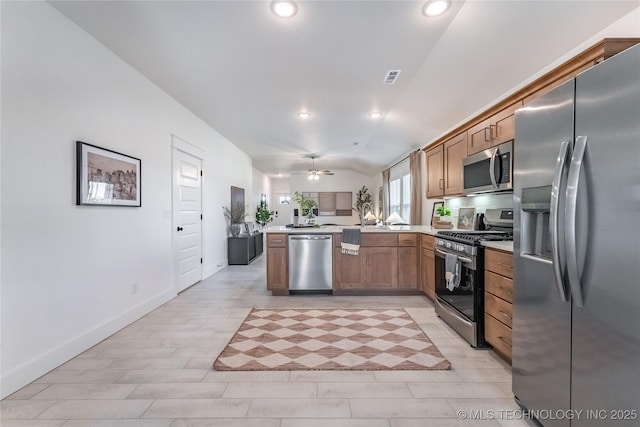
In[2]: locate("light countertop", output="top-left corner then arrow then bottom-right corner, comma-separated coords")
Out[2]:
265,225 -> 439,235
481,240 -> 514,253
265,225 -> 514,253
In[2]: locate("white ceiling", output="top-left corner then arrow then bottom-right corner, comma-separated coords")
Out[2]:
51,0 -> 639,177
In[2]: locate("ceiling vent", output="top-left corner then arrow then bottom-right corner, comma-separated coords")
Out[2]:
383,69 -> 401,85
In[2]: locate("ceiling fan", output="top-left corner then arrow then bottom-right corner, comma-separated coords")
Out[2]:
293,155 -> 334,180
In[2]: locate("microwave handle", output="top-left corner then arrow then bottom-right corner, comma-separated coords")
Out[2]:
489,147 -> 499,188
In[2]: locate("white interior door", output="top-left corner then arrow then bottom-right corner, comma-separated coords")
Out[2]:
272,192 -> 290,226
173,149 -> 202,292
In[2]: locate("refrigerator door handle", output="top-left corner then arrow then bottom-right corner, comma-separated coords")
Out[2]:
550,140 -> 572,302
489,147 -> 499,188
566,135 -> 588,307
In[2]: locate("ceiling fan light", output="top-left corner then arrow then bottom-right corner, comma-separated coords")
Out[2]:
423,0 -> 450,17
271,1 -> 297,18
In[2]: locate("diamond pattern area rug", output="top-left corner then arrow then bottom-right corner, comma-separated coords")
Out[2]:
213,308 -> 451,371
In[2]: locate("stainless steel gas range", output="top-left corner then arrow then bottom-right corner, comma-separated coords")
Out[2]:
434,208 -> 513,348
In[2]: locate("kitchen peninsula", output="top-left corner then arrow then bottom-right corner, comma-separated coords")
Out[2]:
265,225 -> 439,296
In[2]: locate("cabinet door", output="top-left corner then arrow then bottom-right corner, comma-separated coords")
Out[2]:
266,247 -> 287,291
443,132 -> 468,196
365,247 -> 398,289
421,248 -> 435,301
334,247 -> 365,289
467,118 -> 492,155
425,145 -> 444,198
398,247 -> 417,289
490,101 -> 522,146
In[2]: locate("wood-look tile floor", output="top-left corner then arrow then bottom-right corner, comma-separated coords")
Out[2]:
2,255 -> 535,427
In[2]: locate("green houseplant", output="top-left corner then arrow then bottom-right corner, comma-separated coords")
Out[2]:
223,202 -> 247,237
436,204 -> 451,217
353,186 -> 373,225
292,191 -> 317,219
255,199 -> 274,228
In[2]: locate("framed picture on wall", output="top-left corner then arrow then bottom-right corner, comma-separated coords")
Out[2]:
76,141 -> 141,206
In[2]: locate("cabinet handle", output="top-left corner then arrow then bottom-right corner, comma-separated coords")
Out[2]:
484,127 -> 491,142
490,124 -> 497,139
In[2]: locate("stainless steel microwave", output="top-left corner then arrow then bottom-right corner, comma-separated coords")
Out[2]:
463,140 -> 513,194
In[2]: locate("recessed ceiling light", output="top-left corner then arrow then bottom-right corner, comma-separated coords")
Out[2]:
368,112 -> 383,119
297,112 -> 311,119
422,0 -> 451,17
271,1 -> 297,18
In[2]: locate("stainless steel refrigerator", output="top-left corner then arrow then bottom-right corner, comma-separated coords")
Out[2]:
513,44 -> 640,427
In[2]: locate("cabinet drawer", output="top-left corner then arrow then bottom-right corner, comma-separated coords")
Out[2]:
267,233 -> 287,248
398,233 -> 417,247
421,234 -> 435,250
485,271 -> 513,303
485,249 -> 513,278
485,292 -> 513,328
485,313 -> 512,361
361,233 -> 397,247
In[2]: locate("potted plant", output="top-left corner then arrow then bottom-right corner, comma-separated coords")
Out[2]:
436,204 -> 451,222
255,199 -> 274,229
223,202 -> 247,237
292,192 -> 317,220
353,185 -> 373,225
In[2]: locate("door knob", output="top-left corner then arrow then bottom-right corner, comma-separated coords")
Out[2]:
177,226 -> 183,232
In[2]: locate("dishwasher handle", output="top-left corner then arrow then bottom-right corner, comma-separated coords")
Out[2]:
290,235 -> 331,240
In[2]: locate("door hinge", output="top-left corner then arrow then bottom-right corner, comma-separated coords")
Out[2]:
200,214 -> 203,220
200,258 -> 203,264
200,170 -> 203,176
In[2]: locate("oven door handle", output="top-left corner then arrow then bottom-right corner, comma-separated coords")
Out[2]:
435,248 -> 473,264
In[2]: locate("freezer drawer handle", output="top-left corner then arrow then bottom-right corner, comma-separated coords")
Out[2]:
550,140 -> 571,302
566,135 -> 588,307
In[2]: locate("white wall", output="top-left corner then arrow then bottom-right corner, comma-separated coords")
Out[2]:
251,166 -> 272,223
290,171 -> 375,226
0,1 -> 252,397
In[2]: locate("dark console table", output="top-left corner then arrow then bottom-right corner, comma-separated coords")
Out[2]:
228,232 -> 264,265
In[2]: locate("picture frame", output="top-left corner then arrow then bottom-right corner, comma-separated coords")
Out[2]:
457,207 -> 476,230
76,141 -> 141,207
431,202 -> 444,226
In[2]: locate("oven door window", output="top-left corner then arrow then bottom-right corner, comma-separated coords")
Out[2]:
435,251 -> 477,322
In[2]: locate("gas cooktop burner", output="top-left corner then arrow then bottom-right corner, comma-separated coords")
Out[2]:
437,230 -> 513,244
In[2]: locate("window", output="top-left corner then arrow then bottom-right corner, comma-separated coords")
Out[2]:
388,159 -> 411,223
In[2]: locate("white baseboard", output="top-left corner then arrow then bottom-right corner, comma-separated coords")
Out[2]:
0,289 -> 176,398
203,263 -> 224,280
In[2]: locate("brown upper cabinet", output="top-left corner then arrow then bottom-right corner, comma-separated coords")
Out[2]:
426,132 -> 467,198
467,101 -> 522,156
443,132 -> 467,196
425,144 -> 444,198
423,39 -> 639,168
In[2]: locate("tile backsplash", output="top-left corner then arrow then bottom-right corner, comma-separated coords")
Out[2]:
426,193 -> 514,227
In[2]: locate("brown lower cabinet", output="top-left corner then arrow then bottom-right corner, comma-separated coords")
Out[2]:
265,232 -> 429,296
484,247 -> 514,363
420,235 -> 435,301
332,232 -> 419,293
266,234 -> 288,295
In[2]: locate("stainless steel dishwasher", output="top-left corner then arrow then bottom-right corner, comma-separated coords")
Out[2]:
288,234 -> 333,294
